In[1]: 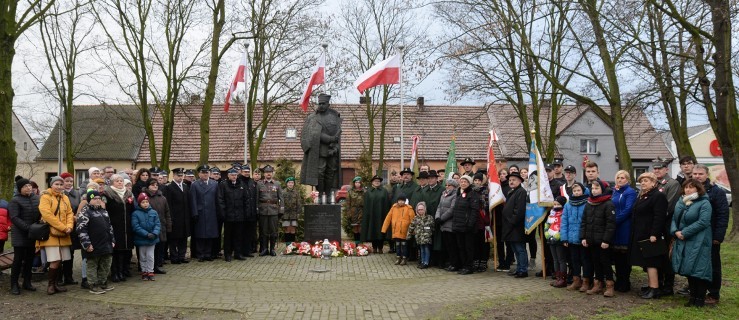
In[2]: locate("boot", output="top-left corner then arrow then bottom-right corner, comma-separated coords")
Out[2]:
259,237 -> 269,256
587,279 -> 603,295
693,298 -> 705,307
640,287 -> 660,299
579,278 -> 592,293
62,259 -> 77,285
22,279 -> 36,292
269,236 -> 277,256
567,276 -> 582,291
395,257 -> 402,265
47,268 -> 59,295
400,257 -> 407,266
603,280 -> 615,297
553,272 -> 567,288
684,297 -> 695,307
11,282 -> 21,295
53,269 -> 68,293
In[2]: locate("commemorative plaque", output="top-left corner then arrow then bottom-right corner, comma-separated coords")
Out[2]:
303,204 -> 342,243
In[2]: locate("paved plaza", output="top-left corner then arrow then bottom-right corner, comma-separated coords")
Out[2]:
53,249 -> 553,319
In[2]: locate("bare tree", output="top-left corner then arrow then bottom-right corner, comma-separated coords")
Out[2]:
241,0 -> 324,170
334,0 -> 435,174
92,0 -> 207,170
0,0 -> 56,199
651,0 -> 739,239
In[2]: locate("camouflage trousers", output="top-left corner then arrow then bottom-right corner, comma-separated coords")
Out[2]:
86,254 -> 113,286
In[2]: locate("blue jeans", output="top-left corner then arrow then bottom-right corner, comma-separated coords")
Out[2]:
394,239 -> 408,258
419,244 -> 431,265
510,241 -> 528,273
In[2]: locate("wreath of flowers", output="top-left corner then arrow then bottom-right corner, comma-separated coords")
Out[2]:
282,242 -> 298,255
283,241 -> 372,258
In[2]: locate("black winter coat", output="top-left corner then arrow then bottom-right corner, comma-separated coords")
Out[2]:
704,179 -> 730,242
238,176 -> 259,222
76,205 -> 115,256
579,198 -> 616,244
630,188 -> 668,267
8,193 -> 41,247
104,188 -> 135,250
163,181 -> 191,239
502,186 -> 527,242
218,180 -> 247,222
451,186 -> 481,233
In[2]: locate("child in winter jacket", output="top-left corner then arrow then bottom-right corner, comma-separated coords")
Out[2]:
580,180 -> 616,297
545,196 -> 567,288
76,190 -> 115,294
0,199 -> 10,253
561,182 -> 591,292
131,193 -> 161,281
382,194 -> 415,266
407,201 -> 435,269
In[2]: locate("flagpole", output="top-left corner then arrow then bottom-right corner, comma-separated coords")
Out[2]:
321,43 -> 328,95
399,45 -> 405,169
243,43 -> 250,164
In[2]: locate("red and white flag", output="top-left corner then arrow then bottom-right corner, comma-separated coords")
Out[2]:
299,53 -> 326,112
488,129 -> 505,211
224,52 -> 247,113
353,54 -> 400,94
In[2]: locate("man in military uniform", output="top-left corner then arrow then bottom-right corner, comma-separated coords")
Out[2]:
210,166 -> 222,182
217,166 -> 247,261
184,169 -> 195,185
237,164 -> 258,257
257,165 -> 282,256
158,170 -> 169,185
390,168 -> 417,254
652,159 -> 681,295
163,168 -> 190,264
301,93 -> 341,194
460,158 -> 476,177
410,171 -> 429,208
189,164 -> 219,262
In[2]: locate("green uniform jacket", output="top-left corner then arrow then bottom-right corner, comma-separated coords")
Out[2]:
361,186 -> 389,242
257,180 -> 282,216
671,195 -> 713,281
282,188 -> 302,220
344,188 -> 365,225
410,185 -> 427,208
393,181 -> 418,203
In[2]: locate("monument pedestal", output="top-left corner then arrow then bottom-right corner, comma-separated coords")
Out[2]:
303,204 -> 342,243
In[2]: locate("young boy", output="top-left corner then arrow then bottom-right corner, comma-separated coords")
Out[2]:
407,201 -> 435,269
132,193 -> 161,281
76,190 -> 116,294
381,194 -> 415,265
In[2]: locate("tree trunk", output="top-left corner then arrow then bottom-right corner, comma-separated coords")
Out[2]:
199,0 -> 226,165
0,35 -> 17,200
64,76 -> 74,177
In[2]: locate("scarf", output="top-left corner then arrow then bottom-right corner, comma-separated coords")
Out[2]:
682,192 -> 698,206
110,185 -> 127,201
569,194 -> 588,207
588,193 -> 612,204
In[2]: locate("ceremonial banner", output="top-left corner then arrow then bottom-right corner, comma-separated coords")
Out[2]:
353,54 -> 400,94
487,130 -> 504,211
224,52 -> 247,113
410,135 -> 420,177
444,138 -> 456,180
525,138 -> 554,234
299,53 -> 325,112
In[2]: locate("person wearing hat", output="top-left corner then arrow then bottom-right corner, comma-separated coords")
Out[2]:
560,182 -> 591,292
652,159 -> 680,296
217,167 -> 248,261
157,170 -> 169,185
8,178 -> 41,295
563,165 -> 578,196
76,189 -> 116,294
143,178 -> 171,274
257,165 -> 282,256
104,174 -> 136,283
300,93 -> 341,194
210,166 -> 222,182
281,177 -> 303,246
361,175 -> 390,253
436,178 -> 459,271
163,168 -> 191,264
471,172 -> 491,273
344,176 -> 365,245
79,167 -> 102,197
236,164 -> 258,257
501,171 -> 529,278
38,176 -> 76,294
545,196 -> 568,288
131,192 -> 161,281
183,169 -> 195,185
459,158 -> 476,177
421,170 -> 445,267
436,169 -> 446,184
631,172 -> 668,299
208,166 -> 224,258
190,164 -> 220,262
410,171 -> 429,208
551,159 -> 566,182
390,168 -> 418,253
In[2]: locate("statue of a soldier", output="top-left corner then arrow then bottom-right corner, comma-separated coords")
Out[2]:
301,93 -> 341,195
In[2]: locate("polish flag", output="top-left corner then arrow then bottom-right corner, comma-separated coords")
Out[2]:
299,53 -> 326,112
224,52 -> 247,113
353,54 -> 400,94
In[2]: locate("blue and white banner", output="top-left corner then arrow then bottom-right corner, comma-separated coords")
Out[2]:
524,139 -> 554,234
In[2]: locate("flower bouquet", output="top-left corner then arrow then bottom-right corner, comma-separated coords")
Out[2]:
356,244 -> 371,256
310,242 -> 323,258
310,191 -> 320,204
282,242 -> 298,255
297,242 -> 312,255
342,242 -> 356,256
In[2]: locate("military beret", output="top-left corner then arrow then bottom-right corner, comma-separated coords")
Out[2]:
285,176 -> 295,183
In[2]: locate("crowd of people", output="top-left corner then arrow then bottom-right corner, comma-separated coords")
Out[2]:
1,155 -> 731,308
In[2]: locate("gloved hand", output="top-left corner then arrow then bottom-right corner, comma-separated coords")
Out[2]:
147,233 -> 156,239
435,218 -> 441,225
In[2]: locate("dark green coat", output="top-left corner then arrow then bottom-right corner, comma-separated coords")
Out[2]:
393,181 -> 418,203
361,186 -> 389,242
410,185 -> 427,208
671,195 -> 713,281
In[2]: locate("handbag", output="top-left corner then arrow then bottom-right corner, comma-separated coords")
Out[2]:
637,237 -> 667,258
28,222 -> 50,241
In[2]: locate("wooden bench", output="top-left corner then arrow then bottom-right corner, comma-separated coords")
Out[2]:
0,251 -> 14,270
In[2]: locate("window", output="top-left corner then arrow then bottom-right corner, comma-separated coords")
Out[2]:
633,167 -> 648,179
286,128 -> 297,139
580,139 -> 598,154
76,170 -> 88,188
381,170 -> 388,185
23,142 -> 27,151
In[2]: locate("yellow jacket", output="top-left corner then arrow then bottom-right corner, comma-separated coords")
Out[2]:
381,203 -> 415,239
37,188 -> 75,247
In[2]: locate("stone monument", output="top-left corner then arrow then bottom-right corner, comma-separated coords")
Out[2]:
300,93 -> 341,195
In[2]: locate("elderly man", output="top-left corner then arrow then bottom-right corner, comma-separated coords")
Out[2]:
190,164 -> 219,262
163,168 -> 190,264
257,165 -> 282,256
